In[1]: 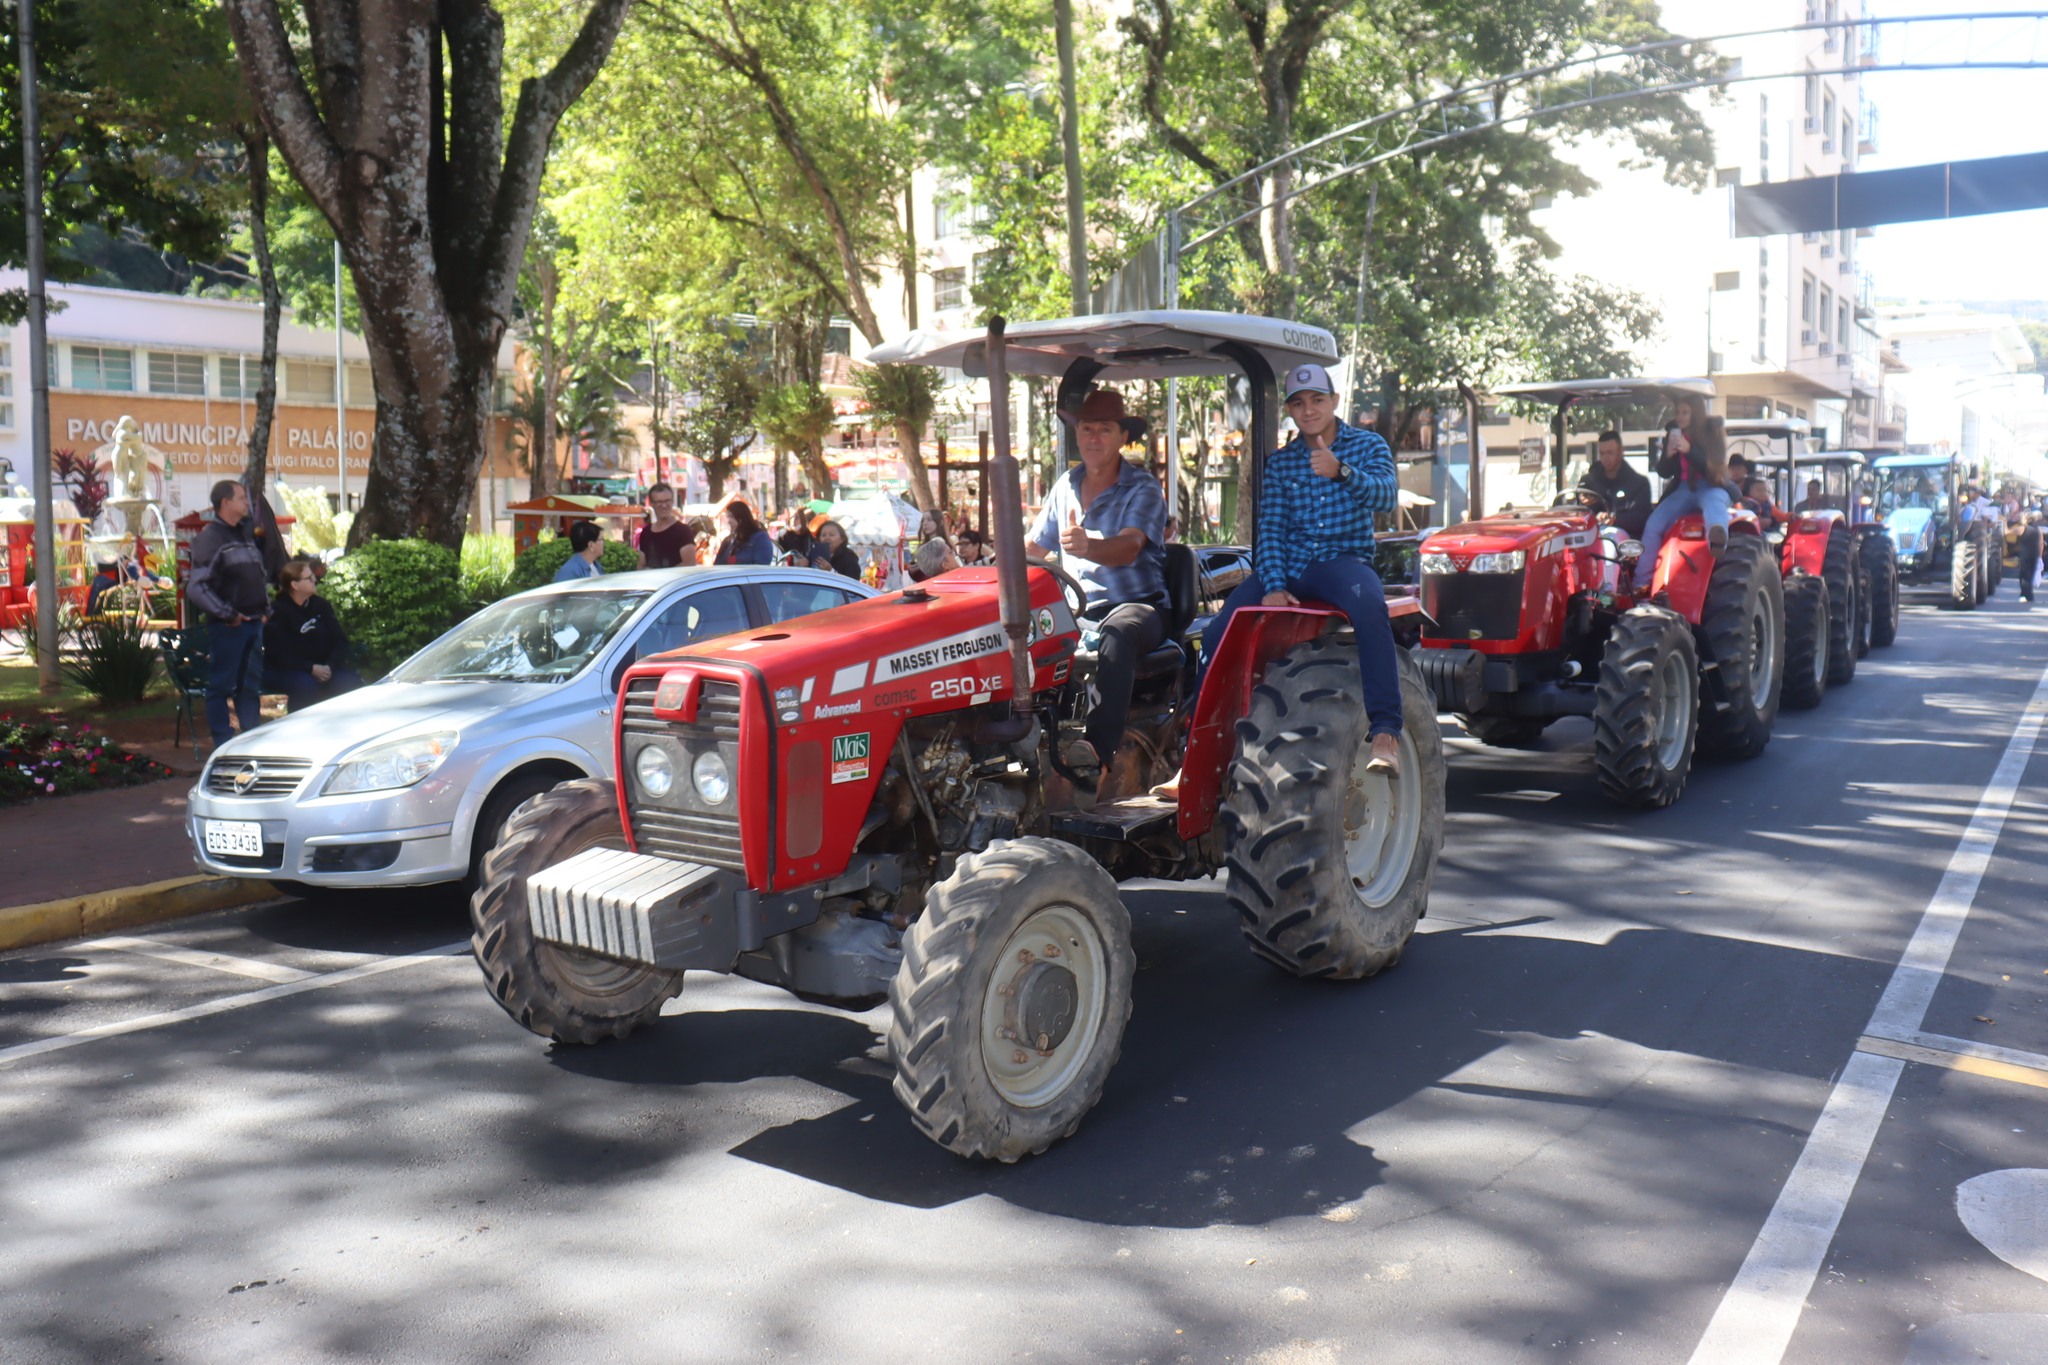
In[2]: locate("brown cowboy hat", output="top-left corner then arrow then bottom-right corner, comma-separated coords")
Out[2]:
1074,389 -> 1129,424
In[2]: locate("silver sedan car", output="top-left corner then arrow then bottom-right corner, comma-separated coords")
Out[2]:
187,566 -> 873,892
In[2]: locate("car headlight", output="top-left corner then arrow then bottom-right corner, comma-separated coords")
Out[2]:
692,750 -> 731,805
322,730 -> 458,796
1420,552 -> 1456,575
634,744 -> 675,799
1469,550 -> 1526,573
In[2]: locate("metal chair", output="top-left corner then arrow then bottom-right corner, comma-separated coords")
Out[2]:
158,627 -> 211,760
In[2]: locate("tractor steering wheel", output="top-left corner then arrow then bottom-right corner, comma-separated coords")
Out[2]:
1034,557 -> 1092,622
1559,487 -> 1610,517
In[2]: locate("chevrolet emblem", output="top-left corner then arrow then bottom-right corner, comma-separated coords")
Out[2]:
232,762 -> 261,794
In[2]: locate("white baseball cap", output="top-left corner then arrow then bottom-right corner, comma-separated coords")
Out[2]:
1284,362 -> 1335,398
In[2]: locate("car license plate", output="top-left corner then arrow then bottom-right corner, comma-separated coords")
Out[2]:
202,820 -> 265,858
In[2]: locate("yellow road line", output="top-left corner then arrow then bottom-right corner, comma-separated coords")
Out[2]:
1857,1033 -> 2048,1092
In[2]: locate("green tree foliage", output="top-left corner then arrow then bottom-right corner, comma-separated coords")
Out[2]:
668,331 -> 764,500
1,0 -> 245,323
322,538 -> 465,673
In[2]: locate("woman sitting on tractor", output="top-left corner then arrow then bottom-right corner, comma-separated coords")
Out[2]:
1634,401 -> 1730,591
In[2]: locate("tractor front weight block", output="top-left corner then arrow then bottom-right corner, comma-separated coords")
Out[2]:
526,847 -> 823,971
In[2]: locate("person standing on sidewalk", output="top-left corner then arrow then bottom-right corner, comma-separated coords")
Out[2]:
185,480 -> 272,748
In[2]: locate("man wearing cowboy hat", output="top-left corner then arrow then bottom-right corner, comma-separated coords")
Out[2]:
1027,386 -> 1170,790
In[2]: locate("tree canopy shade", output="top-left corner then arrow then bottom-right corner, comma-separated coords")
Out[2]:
0,0 -> 243,324
221,0 -> 633,549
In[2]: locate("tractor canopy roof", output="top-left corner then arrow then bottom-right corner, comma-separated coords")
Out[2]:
1723,417 -> 1811,441
866,310 -> 1338,383
1493,376 -> 1715,407
1872,453 -> 1958,470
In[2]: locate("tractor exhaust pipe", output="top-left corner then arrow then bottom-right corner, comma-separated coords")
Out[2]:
983,316 -> 1035,717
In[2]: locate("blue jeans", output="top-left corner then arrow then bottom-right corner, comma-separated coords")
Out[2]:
206,618 -> 265,745
1201,555 -> 1404,738
1635,484 -> 1731,590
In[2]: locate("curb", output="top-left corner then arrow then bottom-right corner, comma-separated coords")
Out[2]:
0,876 -> 283,954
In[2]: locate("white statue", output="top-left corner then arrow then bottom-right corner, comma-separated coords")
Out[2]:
108,416 -> 151,501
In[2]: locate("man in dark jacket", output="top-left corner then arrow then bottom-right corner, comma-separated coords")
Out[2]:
1576,431 -> 1653,540
186,480 -> 272,746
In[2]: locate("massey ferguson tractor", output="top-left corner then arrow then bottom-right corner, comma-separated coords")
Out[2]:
1872,452 -> 1997,610
1723,421 -> 1897,708
469,312 -> 1446,1162
1415,377 -> 1783,810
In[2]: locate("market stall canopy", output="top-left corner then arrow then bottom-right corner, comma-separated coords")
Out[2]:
867,310 -> 1339,383
1494,377 -> 1715,407
1397,488 -> 1435,508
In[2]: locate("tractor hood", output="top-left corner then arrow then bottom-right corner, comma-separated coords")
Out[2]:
1422,509 -> 1594,559
1885,507 -> 1935,553
653,567 -> 1077,721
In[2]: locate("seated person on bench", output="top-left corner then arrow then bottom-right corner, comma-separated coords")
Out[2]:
1026,388 -> 1169,786
1156,362 -> 1405,797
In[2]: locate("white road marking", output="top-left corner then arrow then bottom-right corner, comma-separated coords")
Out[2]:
80,935 -> 315,984
1956,1169 -> 2048,1283
0,942 -> 467,1070
1689,658 -> 2048,1365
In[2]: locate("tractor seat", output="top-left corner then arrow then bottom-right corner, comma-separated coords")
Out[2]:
1132,543 -> 1200,679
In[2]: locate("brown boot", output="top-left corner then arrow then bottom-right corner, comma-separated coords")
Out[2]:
1364,733 -> 1401,777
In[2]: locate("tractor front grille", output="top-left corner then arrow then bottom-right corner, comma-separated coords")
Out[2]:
1422,573 -> 1524,642
622,675 -> 745,871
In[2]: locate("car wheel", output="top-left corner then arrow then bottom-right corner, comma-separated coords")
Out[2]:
466,771 -> 573,887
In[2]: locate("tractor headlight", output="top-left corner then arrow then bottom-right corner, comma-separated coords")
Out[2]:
1468,550 -> 1526,573
691,750 -> 731,805
634,744 -> 675,800
1420,553 -> 1456,575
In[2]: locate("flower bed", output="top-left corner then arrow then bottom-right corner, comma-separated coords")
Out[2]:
0,714 -> 174,803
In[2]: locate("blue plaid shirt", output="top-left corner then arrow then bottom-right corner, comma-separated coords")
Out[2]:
1255,421 -> 1399,594
1029,459 -> 1168,609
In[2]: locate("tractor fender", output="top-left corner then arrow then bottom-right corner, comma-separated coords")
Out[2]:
1174,598 -> 1421,840
1778,510 -> 1844,579
1651,514 -> 1764,625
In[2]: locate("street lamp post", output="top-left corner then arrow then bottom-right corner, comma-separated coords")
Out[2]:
334,241 -> 347,511
17,0 -> 58,689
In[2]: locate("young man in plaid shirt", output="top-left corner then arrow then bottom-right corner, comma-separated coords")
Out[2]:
1163,363 -> 1404,791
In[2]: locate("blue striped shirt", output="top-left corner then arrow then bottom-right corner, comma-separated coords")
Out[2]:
1255,421 -> 1399,594
1029,459 -> 1168,608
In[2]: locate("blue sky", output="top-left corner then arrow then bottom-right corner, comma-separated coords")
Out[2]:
1859,1 -> 2048,304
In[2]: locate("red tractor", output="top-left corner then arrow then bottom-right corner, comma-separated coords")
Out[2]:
469,313 -> 1446,1162
1724,421 -> 1899,709
1415,378 -> 1784,809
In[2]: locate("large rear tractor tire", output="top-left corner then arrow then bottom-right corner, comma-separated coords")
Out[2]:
1780,576 -> 1830,710
1821,527 -> 1859,685
1223,637 -> 1444,980
1980,533 -> 1998,601
1458,714 -> 1549,748
887,838 -> 1135,1162
470,778 -> 686,1044
1863,533 -> 1900,647
1592,606 -> 1700,808
1947,539 -> 1978,611
1695,535 -> 1785,760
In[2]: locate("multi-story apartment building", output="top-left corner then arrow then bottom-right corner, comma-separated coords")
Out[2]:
1532,0 -> 1888,449
1878,304 -> 2048,480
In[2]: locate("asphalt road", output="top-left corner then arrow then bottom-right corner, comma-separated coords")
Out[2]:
4,589 -> 2047,1365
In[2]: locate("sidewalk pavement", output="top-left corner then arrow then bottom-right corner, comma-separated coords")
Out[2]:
0,774 -> 280,952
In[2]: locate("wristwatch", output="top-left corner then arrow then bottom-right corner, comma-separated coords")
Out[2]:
1336,462 -> 1352,482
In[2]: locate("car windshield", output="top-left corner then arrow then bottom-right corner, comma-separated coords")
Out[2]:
388,590 -> 650,684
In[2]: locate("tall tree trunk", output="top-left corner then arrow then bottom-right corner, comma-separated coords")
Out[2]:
238,125 -> 281,503
902,183 -> 918,329
222,0 -> 633,551
533,260 -> 560,500
1053,0 -> 1089,313
894,420 -> 935,511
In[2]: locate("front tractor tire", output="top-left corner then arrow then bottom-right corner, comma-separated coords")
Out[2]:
470,778 -> 686,1045
1820,528 -> 1859,686
1592,606 -> 1700,808
1223,637 -> 1445,980
1695,535 -> 1785,760
1947,539 -> 1978,611
887,838 -> 1136,1162
1780,575 -> 1831,710
1862,533 -> 1900,648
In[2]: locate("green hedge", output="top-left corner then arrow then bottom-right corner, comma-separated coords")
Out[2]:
324,538 -> 465,673
507,537 -> 642,596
